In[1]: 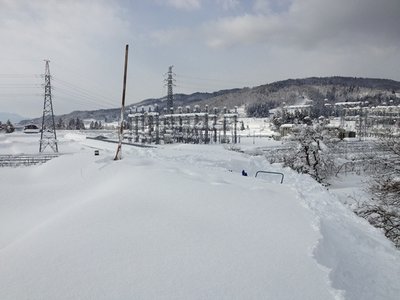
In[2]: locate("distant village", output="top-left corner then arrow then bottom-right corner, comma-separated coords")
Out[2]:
3,97 -> 400,145
271,100 -> 400,139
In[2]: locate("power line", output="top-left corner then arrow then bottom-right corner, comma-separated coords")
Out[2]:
51,61 -> 118,100
54,95 -> 109,110
176,73 -> 252,86
52,77 -> 117,107
52,86 -> 113,110
52,85 -> 116,109
0,76 -> 118,110
0,74 -> 40,78
0,93 -> 41,97
0,85 -> 41,89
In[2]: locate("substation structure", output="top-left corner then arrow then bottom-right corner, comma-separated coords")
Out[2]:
127,105 -> 239,145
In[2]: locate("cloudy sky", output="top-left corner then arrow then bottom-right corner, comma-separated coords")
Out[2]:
1,0 -> 399,117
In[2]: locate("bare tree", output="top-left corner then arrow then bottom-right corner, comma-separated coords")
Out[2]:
355,133 -> 400,248
282,125 -> 338,185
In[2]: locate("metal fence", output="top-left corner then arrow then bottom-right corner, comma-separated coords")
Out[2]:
0,154 -> 59,167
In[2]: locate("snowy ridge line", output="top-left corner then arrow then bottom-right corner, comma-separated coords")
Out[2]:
293,175 -> 400,300
158,144 -> 400,300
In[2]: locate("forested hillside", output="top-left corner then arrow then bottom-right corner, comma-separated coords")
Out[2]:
20,77 -> 400,124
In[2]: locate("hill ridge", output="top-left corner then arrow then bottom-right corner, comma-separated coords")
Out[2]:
20,76 -> 400,124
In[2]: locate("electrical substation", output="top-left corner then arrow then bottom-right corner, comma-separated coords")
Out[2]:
126,66 -> 238,144
124,65 -> 239,145
127,105 -> 239,145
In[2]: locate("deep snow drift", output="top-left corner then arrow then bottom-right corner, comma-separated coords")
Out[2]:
0,132 -> 399,300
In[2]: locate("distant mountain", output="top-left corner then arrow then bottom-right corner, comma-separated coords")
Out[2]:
0,112 -> 26,123
20,76 -> 400,124
182,76 -> 400,111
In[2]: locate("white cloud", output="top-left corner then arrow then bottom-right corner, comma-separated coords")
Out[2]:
203,13 -> 284,48
0,0 -> 130,57
149,27 -> 192,45
0,0 -> 132,116
252,0 -> 271,13
203,0 -> 400,50
1,0 -> 399,117
164,0 -> 202,11
217,0 -> 239,10
252,0 -> 292,14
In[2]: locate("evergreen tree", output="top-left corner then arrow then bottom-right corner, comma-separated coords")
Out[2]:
57,118 -> 65,129
76,118 -> 81,130
5,120 -> 14,133
246,101 -> 278,118
75,118 -> 85,130
68,118 -> 75,130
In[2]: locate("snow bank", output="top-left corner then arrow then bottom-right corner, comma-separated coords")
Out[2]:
0,134 -> 399,299
62,131 -> 87,142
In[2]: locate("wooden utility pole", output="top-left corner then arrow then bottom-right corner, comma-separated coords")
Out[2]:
114,44 -> 129,160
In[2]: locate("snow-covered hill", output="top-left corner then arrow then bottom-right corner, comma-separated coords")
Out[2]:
0,112 -> 26,123
0,132 -> 399,299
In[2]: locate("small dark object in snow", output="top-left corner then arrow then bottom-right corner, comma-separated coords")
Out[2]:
94,150 -> 99,156
242,170 -> 248,176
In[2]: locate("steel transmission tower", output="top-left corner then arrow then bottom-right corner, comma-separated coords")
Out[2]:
39,60 -> 58,153
165,66 -> 175,110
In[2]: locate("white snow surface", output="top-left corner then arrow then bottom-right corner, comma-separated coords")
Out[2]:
0,133 -> 399,300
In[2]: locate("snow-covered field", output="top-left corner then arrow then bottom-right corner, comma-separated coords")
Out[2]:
0,132 -> 399,300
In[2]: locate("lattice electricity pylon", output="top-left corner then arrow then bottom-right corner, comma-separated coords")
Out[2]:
164,65 -> 176,111
39,60 -> 58,153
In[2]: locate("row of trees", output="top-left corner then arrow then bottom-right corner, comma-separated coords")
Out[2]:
89,120 -> 104,130
246,101 -> 279,118
0,118 -> 104,132
56,118 -> 87,130
271,109 -> 313,128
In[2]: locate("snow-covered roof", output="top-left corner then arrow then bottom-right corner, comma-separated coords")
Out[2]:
284,105 -> 312,110
280,123 -> 295,128
369,105 -> 400,111
335,101 -> 362,106
324,124 -> 340,129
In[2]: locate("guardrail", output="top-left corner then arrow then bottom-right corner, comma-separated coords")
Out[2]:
255,170 -> 285,184
86,137 -> 155,148
0,154 -> 59,167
